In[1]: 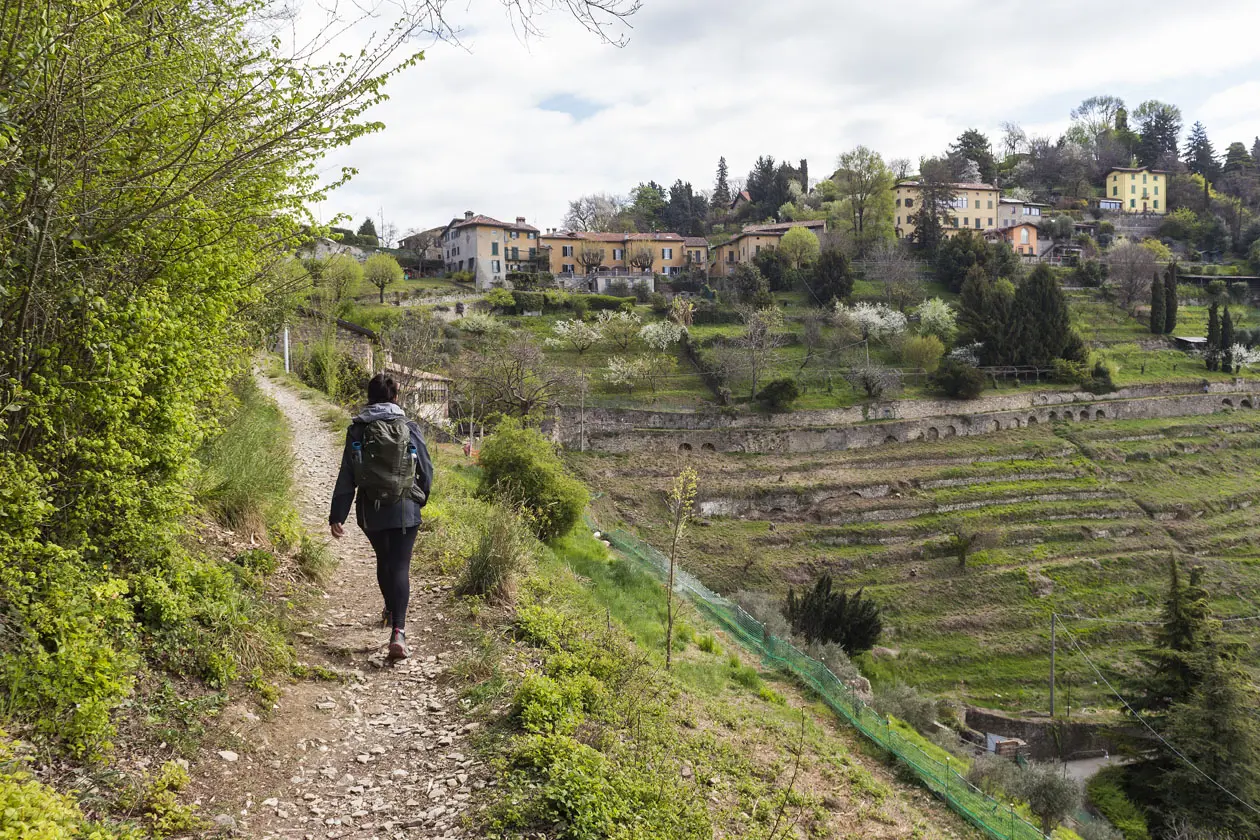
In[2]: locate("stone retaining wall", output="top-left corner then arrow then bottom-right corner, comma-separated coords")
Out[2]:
552,387 -> 1259,455
965,708 -> 1139,761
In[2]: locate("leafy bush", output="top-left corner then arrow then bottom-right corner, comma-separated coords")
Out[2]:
933,358 -> 985,399
456,505 -> 533,603
845,365 -> 901,400
1016,763 -> 1081,836
873,683 -> 939,734
511,290 -> 547,313
583,293 -> 637,312
477,421 -> 589,542
784,573 -> 882,655
966,753 -> 1021,797
696,634 -> 721,655
915,297 -> 957,343
732,590 -> 792,640
1087,766 -> 1151,840
755,377 -> 800,411
902,335 -> 945,373
296,336 -> 367,404
1078,821 -> 1124,840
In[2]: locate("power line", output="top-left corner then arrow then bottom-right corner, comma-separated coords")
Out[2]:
1058,625 -> 1260,819
1055,611 -> 1260,627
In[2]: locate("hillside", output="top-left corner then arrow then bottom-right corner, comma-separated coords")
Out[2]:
573,408 -> 1260,715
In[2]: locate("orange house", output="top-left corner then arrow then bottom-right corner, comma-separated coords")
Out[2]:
986,222 -> 1039,257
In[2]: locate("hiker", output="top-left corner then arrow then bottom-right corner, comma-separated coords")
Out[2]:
329,373 -> 434,661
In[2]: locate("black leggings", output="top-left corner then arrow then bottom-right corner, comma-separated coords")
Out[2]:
365,526 -> 418,631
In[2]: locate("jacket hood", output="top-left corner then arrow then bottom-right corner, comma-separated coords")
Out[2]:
354,402 -> 406,424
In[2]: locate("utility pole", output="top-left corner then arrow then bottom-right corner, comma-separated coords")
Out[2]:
283,325 -> 290,374
1050,612 -> 1057,718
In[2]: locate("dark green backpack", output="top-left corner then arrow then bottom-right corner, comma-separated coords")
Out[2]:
351,416 -> 414,508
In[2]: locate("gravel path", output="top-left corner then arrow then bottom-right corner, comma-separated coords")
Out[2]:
193,375 -> 484,839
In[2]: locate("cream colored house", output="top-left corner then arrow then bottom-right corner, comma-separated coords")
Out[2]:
539,230 -> 692,289
892,181 -> 1001,242
710,219 -> 826,276
1104,167 -> 1167,215
997,198 -> 1048,229
442,211 -> 540,289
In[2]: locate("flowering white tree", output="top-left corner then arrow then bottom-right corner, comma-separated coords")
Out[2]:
603,355 -> 639,393
639,320 -> 685,351
1231,344 -> 1260,370
597,309 -> 643,350
834,301 -> 907,343
547,318 -> 603,354
948,342 -> 982,366
915,298 -> 957,343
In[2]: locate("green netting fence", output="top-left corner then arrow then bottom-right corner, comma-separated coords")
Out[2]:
597,523 -> 1050,840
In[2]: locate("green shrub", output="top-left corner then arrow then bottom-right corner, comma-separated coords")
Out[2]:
755,377 -> 800,411
873,683 -> 939,734
1086,766 -> 1150,840
902,334 -> 945,373
583,294 -> 636,312
696,634 -> 721,655
1078,821 -> 1124,840
477,421 -> 589,542
966,753 -> 1021,798
933,358 -> 985,399
456,505 -> 532,603
296,338 -> 366,404
784,573 -> 882,656
296,534 -> 336,581
511,290 -> 546,314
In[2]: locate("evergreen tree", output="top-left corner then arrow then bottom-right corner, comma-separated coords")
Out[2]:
1164,264 -> 1178,334
784,573 -> 882,655
1135,100 -> 1182,167
1253,137 -> 1260,166
1207,302 -> 1221,370
1185,121 -> 1219,181
958,269 -> 1018,366
1222,307 -> 1235,373
1014,264 -> 1072,365
746,155 -> 778,213
711,156 -> 732,210
357,216 -> 378,239
910,158 -> 957,260
1222,141 -> 1254,174
809,248 -> 853,305
1149,272 -> 1166,334
949,128 -> 997,184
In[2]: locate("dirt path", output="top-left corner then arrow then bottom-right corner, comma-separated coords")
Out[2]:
190,375 -> 483,839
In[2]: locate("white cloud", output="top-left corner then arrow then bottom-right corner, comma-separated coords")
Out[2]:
309,0 -> 1260,238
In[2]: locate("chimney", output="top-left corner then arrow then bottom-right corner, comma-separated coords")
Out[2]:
516,216 -> 526,225
464,210 -> 473,220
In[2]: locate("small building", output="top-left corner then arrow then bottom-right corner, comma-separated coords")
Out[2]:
683,236 -> 710,269
1103,166 -> 1167,215
710,219 -> 827,277
985,222 -> 1040,257
1173,336 -> 1208,352
997,197 -> 1047,229
383,362 -> 452,424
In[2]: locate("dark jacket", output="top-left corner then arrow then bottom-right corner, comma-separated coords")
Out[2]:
329,402 -> 434,533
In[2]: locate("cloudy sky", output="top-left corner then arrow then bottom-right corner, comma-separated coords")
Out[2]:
313,0 -> 1260,240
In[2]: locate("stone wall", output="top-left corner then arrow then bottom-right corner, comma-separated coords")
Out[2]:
282,320 -> 376,375
964,708 -> 1139,761
550,382 -> 1259,455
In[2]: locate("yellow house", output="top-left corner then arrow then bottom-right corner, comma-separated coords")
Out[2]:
892,181 -> 1002,242
684,236 -> 710,269
1104,167 -> 1167,215
710,220 -> 826,276
539,230 -> 692,289
442,211 -> 540,289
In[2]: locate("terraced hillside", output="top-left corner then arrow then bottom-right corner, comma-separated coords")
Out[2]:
574,409 -> 1260,715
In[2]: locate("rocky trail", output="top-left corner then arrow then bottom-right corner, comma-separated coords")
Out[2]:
189,375 -> 485,839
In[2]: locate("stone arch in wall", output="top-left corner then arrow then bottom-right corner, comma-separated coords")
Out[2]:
679,443 -> 693,452
1080,410 -> 1090,421
1095,409 -> 1106,420
1243,399 -> 1254,409
883,435 -> 898,445
701,442 -> 717,452
990,419 -> 1000,431
1009,417 -> 1021,429
1028,416 -> 1038,425
925,427 -> 939,441
944,425 -> 957,438
1223,398 -> 1234,409
1049,411 -> 1058,421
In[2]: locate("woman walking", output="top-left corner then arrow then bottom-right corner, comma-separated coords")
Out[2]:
329,373 -> 433,660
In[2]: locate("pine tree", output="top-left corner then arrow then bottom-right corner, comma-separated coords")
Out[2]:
909,158 -> 956,259
1149,272 -> 1165,334
1222,141 -> 1254,174
1185,121 -> 1219,181
1222,307 -> 1235,373
1164,264 -> 1178,334
711,156 -> 732,210
357,216 -> 378,239
1253,137 -> 1260,166
1207,302 -> 1221,370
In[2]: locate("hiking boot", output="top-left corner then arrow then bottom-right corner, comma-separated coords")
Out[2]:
387,629 -> 409,661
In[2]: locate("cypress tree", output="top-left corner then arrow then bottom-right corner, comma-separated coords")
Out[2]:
1164,264 -> 1178,334
1207,303 -> 1221,370
1149,272 -> 1166,334
1222,307 -> 1235,373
